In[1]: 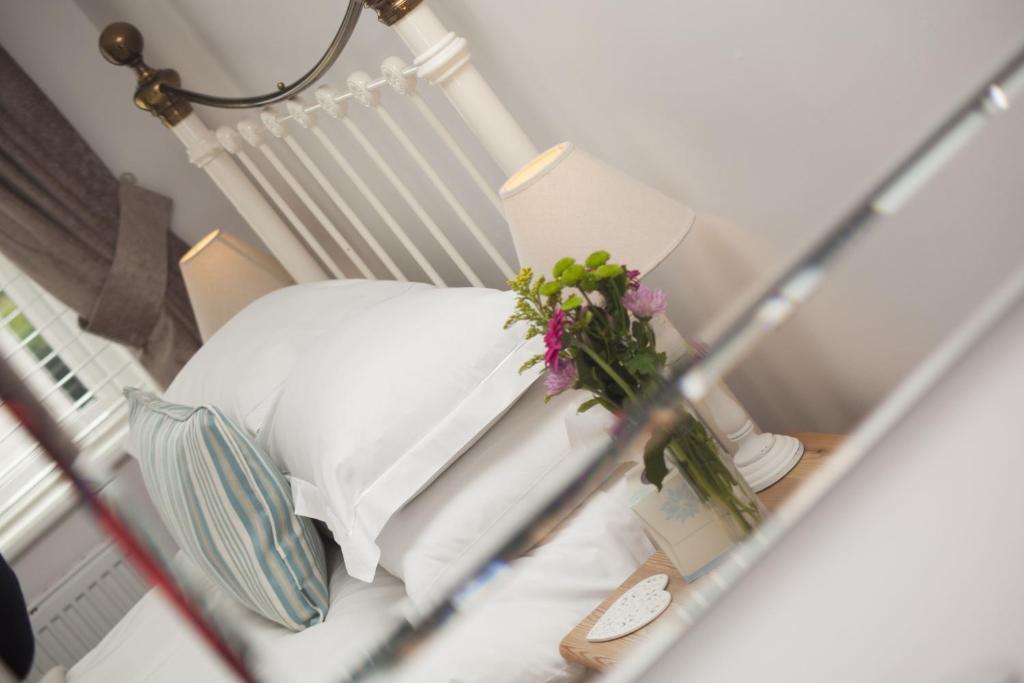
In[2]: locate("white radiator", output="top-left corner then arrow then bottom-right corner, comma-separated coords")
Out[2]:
25,541 -> 148,681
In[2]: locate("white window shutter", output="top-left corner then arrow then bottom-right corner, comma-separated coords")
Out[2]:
0,251 -> 160,557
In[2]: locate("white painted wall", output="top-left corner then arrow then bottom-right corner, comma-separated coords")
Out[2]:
3,0 -> 1024,438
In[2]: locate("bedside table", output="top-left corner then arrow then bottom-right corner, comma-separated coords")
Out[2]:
559,432 -> 844,672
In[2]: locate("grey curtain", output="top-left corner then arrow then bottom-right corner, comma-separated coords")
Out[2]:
0,44 -> 200,386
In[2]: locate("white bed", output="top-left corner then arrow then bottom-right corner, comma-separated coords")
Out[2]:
71,374 -> 653,683
79,4 -> 660,678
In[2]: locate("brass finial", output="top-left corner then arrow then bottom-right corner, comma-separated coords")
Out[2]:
363,0 -> 423,26
99,22 -> 193,127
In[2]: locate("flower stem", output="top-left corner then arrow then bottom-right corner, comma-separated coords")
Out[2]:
666,422 -> 760,535
579,345 -> 637,402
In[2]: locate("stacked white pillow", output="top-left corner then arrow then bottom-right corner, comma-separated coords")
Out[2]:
376,380 -> 578,601
260,282 -> 542,581
165,279 -> 570,587
165,280 -> 413,436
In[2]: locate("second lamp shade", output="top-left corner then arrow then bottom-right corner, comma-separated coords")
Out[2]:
180,230 -> 294,341
499,142 -> 696,276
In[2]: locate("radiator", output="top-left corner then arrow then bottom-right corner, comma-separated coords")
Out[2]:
25,541 -> 148,681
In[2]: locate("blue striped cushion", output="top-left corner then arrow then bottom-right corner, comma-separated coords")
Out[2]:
125,388 -> 328,630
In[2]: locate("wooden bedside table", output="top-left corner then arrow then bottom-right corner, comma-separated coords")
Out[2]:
559,432 -> 843,672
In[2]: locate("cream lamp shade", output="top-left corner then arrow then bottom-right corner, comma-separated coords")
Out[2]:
499,142 -> 696,276
180,230 -> 294,341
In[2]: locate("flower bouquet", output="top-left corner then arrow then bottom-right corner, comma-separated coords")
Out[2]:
505,251 -> 763,536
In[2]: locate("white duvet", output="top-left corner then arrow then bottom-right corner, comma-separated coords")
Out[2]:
69,483 -> 650,683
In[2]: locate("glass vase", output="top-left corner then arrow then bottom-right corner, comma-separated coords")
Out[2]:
629,413 -> 766,581
666,413 -> 765,538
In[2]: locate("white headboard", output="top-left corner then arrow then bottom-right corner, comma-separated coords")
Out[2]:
156,2 -> 539,288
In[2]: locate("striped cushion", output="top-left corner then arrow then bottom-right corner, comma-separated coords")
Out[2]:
125,388 -> 328,630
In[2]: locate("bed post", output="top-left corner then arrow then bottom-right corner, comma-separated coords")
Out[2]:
370,1 -> 540,177
98,23 -> 329,284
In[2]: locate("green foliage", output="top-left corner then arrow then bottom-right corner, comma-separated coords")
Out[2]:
623,350 -> 660,377
642,428 -> 672,491
508,260 -> 763,529
594,263 -> 624,280
585,250 -> 610,268
507,266 -> 533,291
562,294 -> 583,310
505,252 -> 674,486
538,281 -> 562,297
560,264 -> 586,286
518,354 -> 545,373
505,254 -> 671,405
577,396 -> 614,413
553,257 -> 575,277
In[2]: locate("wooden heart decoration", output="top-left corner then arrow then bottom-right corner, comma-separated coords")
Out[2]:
586,573 -> 672,642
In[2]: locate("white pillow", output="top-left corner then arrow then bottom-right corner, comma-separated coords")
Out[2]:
376,380 -> 575,601
261,282 -> 540,582
165,280 -> 418,438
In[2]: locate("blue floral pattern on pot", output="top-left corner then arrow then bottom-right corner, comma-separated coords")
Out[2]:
660,478 -> 701,522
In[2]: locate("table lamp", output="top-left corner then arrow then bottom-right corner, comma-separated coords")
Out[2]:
500,142 -> 803,491
180,229 -> 294,341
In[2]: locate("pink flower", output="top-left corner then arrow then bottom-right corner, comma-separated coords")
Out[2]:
623,285 -> 667,318
626,269 -> 641,290
544,308 -> 566,369
544,360 -> 577,395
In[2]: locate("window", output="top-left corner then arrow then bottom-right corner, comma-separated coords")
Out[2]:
0,252 -> 160,557
0,292 -> 91,404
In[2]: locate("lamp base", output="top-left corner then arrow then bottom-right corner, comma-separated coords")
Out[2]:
734,433 -> 804,493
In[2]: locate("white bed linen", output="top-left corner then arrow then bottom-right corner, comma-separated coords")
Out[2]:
390,481 -> 654,683
262,282 -> 539,582
68,548 -> 406,683
69,483 -> 651,683
379,381 -> 580,602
